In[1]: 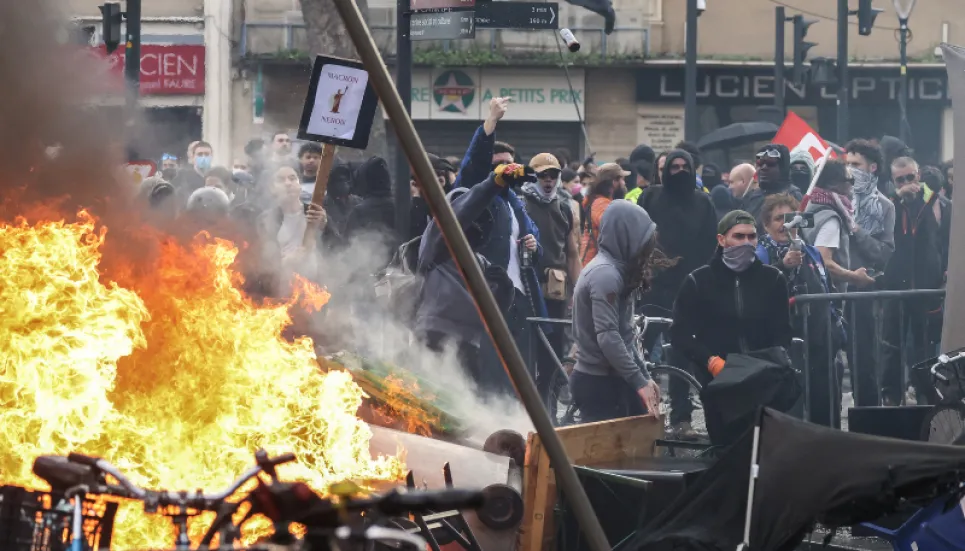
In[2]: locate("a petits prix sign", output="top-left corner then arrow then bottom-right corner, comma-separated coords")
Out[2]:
636,66 -> 950,106
408,68 -> 585,121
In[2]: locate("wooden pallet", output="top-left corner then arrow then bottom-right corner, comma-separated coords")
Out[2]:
520,414 -> 664,551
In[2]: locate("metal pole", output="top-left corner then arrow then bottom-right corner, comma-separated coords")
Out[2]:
684,0 -> 698,141
898,17 -> 912,145
124,0 -> 141,162
836,0 -> 849,144
394,0 -> 413,243
328,1 -> 612,550
774,6 -> 786,115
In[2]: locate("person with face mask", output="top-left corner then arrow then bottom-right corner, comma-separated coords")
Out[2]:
801,160 -> 876,293
580,163 -> 630,267
638,148 -> 718,437
159,153 -> 179,182
843,139 -> 896,407
671,210 -> 792,400
173,140 -> 214,203
742,144 -> 804,223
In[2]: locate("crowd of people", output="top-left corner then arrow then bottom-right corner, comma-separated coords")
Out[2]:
138,96 -> 955,434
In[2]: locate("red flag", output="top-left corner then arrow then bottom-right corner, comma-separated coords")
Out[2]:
773,112 -> 835,162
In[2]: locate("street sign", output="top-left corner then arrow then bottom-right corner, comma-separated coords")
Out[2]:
410,11 -> 476,41
410,0 -> 474,10
474,2 -> 558,30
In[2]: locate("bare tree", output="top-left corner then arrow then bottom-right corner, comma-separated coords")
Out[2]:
299,0 -> 388,160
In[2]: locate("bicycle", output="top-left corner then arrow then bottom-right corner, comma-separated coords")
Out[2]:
543,308 -> 706,443
33,449 -> 297,551
32,450 -> 485,551
919,349 -> 965,445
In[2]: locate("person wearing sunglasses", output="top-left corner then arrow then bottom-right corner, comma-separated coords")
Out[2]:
742,144 -> 803,224
878,156 -> 946,405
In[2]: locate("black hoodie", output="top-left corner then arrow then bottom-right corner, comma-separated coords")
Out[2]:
741,144 -> 803,222
344,156 -> 395,243
637,149 -> 719,308
324,163 -> 362,237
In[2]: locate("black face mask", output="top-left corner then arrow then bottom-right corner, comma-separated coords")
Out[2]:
664,170 -> 693,194
161,168 -> 177,181
789,170 -> 811,189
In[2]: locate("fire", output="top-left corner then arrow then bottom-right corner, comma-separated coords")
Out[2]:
0,211 -> 406,549
372,375 -> 443,437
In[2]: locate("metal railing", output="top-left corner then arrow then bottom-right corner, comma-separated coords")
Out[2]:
791,289 -> 946,424
240,21 -> 649,61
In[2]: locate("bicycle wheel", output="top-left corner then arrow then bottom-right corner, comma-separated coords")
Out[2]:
649,364 -> 707,441
920,403 -> 965,445
544,366 -> 581,427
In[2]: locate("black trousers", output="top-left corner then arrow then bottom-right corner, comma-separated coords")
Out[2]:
846,300 -> 881,407
881,301 -> 942,404
569,370 -> 646,423
479,288 -> 532,396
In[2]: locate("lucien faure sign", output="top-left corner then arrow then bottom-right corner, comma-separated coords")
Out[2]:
636,65 -> 950,105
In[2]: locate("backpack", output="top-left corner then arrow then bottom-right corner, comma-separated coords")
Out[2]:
376,236 -> 425,323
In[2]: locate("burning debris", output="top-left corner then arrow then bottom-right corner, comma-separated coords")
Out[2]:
0,210 -> 406,549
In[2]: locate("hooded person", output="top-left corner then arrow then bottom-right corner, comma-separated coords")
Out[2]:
788,150 -> 815,192
878,135 -> 912,197
638,149 -> 719,312
742,143 -> 803,222
702,163 -> 723,191
409,154 -> 456,240
343,156 -> 395,246
570,200 -> 661,422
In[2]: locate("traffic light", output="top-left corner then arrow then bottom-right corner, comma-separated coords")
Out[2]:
792,15 -> 817,84
99,2 -> 123,53
857,0 -> 883,36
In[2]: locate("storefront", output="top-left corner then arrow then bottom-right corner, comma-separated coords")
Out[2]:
402,67 -> 586,163
88,41 -> 206,162
635,62 -> 951,166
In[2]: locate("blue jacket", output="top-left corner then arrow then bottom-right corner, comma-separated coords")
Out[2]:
455,125 -> 550,325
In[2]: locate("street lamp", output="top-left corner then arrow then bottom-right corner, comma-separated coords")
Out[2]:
684,0 -> 705,141
893,0 -> 918,145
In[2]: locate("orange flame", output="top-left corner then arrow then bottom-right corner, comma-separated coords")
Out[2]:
0,211 -> 405,549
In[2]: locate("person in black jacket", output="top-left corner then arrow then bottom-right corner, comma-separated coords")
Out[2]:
638,148 -> 718,437
741,144 -> 804,223
343,157 -> 395,261
881,156 -> 946,405
672,209 -> 792,403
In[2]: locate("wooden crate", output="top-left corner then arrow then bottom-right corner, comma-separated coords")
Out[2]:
520,414 -> 663,551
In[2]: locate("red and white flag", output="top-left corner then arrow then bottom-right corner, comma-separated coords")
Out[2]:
123,160 -> 157,185
773,112 -> 835,163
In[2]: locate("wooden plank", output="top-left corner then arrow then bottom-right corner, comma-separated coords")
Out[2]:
521,414 -> 664,551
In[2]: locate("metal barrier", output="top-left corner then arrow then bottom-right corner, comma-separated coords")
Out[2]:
790,288 -> 946,424
526,316 -> 571,391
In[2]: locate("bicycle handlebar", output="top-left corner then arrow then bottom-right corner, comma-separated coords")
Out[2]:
60,450 -> 296,510
930,351 -> 965,380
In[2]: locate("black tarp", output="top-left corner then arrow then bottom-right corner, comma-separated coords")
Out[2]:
700,347 -> 801,447
630,408 -> 965,551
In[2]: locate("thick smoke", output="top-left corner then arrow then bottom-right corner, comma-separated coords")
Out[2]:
3,0 -> 531,449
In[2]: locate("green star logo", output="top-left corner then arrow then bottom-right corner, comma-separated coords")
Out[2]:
432,70 -> 475,114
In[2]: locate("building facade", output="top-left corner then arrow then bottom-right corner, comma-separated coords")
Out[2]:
70,0 -> 961,167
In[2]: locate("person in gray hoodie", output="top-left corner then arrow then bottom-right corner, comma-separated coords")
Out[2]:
570,200 -> 661,422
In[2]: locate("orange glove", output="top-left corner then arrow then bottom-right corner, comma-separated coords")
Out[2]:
708,356 -> 725,377
493,163 -> 528,188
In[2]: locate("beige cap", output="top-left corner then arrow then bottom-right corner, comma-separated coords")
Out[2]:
529,152 -> 562,173
597,162 -> 631,182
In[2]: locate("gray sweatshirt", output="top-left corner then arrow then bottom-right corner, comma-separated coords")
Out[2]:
572,200 -> 657,389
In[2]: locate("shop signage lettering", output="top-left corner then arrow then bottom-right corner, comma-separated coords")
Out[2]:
636,67 -> 949,105
87,44 -> 206,95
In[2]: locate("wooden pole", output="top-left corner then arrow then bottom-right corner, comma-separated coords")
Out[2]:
327,1 -> 612,549
303,143 -> 338,246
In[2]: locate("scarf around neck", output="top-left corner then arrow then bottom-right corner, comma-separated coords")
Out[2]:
810,187 -> 856,232
852,168 -> 886,236
522,180 -> 559,204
